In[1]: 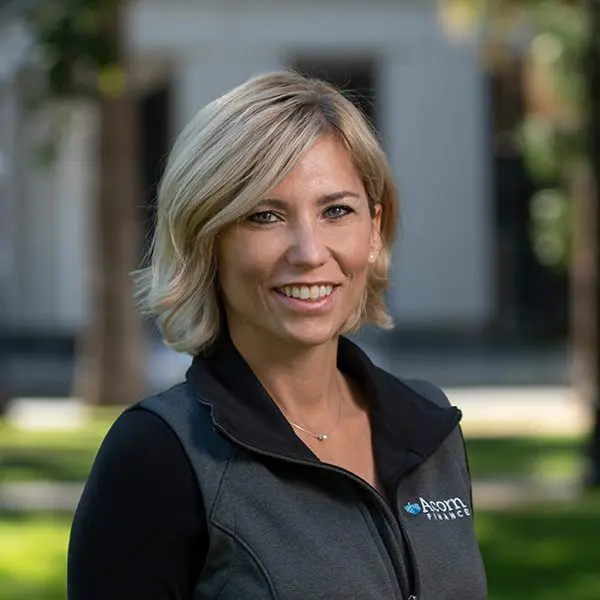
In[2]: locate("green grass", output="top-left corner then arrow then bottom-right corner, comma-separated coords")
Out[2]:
0,512 -> 71,600
0,409 -> 120,483
465,435 -> 586,479
478,492 -> 600,600
0,409 -> 588,483
1,418 -> 598,599
1,497 -> 600,600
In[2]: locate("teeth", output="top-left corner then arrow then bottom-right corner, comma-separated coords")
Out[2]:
280,285 -> 333,300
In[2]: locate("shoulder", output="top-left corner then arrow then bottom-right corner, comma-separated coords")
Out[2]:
90,405 -> 195,484
394,377 -> 453,409
370,364 -> 453,409
128,383 -> 236,498
130,382 -> 216,439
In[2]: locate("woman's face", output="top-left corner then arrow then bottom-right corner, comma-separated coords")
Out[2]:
217,135 -> 382,350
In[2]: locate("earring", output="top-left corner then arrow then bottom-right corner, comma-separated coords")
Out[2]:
369,251 -> 376,263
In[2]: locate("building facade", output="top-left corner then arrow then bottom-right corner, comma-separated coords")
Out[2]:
2,0 -> 493,348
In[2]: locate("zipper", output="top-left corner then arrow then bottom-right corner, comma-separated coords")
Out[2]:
396,487 -> 420,600
396,489 -> 418,595
202,406 -> 418,598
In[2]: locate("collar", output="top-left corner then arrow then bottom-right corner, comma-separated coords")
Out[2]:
185,330 -> 461,486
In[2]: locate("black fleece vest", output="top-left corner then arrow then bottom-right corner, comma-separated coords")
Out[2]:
135,375 -> 487,600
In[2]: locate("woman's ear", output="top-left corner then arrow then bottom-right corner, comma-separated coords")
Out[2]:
370,203 -> 383,258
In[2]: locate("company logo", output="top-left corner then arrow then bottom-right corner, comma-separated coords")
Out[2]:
403,502 -> 422,515
402,496 -> 471,521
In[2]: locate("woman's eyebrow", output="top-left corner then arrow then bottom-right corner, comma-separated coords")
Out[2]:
260,191 -> 361,209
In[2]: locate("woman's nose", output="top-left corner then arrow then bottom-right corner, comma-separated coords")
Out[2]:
285,220 -> 329,268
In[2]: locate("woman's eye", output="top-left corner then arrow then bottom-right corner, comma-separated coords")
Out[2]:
247,211 -> 279,224
324,205 -> 353,220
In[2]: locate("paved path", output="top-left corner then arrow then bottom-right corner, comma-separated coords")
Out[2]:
4,385 -> 589,437
452,386 -> 588,437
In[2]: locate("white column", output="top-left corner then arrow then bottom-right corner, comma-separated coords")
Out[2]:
379,40 -> 493,329
18,108 -> 60,331
0,81 -> 19,330
54,102 -> 96,330
15,102 -> 94,333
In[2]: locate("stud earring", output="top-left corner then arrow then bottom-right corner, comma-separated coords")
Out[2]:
369,251 -> 376,263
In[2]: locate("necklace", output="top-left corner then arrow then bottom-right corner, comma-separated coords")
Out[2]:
281,399 -> 342,442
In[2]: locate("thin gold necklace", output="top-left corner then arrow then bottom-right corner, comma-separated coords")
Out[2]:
280,398 -> 342,442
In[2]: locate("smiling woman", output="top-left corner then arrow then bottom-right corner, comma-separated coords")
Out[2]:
218,136 -> 382,351
135,71 -> 397,355
67,71 -> 487,600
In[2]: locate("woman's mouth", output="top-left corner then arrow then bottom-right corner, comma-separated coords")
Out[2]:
276,284 -> 334,301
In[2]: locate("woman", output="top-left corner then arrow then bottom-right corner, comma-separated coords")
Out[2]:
68,71 -> 487,599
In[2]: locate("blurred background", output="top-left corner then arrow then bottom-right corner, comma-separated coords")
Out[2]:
1,0 -> 600,598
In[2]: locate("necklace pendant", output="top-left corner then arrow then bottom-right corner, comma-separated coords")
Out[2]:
317,434 -> 328,441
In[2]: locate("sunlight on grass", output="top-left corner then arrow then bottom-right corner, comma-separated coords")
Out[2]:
0,407 -> 121,450
1,494 -> 599,599
1,498 -> 600,600
0,513 -> 71,600
477,493 -> 600,600
1,423 -> 599,600
465,436 -> 585,479
2,413 -> 587,484
0,409 -> 121,483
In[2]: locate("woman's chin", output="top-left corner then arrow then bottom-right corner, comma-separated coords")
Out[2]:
274,320 -> 343,349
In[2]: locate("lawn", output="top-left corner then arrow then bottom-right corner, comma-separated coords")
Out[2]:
1,412 -> 587,483
0,410 -> 120,483
477,493 -> 600,600
2,498 -> 600,600
1,414 -> 599,599
0,512 -> 71,600
465,436 -> 585,480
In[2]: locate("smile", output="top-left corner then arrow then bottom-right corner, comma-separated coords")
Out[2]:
276,284 -> 334,301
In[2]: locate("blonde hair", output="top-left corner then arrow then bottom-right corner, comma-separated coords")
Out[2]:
135,71 -> 399,355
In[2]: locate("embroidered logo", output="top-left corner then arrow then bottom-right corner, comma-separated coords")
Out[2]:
403,502 -> 422,515
403,496 -> 471,521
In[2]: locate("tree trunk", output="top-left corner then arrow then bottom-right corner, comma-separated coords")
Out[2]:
72,1 -> 146,406
586,0 -> 600,486
570,163 -> 598,485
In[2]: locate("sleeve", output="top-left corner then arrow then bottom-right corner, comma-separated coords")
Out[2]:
67,408 -> 208,600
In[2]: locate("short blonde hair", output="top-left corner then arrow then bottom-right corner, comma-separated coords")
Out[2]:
135,71 -> 399,355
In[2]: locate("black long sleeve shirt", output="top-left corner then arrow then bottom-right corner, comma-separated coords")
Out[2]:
67,409 -> 208,600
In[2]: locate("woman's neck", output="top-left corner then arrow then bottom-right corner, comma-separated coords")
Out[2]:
229,327 -> 347,424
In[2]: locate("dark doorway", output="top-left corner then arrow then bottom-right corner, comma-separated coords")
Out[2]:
139,81 -> 172,262
292,58 -> 378,130
487,60 -> 568,339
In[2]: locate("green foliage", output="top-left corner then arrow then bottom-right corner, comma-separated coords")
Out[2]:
529,2 -> 590,113
529,188 -> 572,269
517,2 -> 589,271
28,0 -> 122,98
